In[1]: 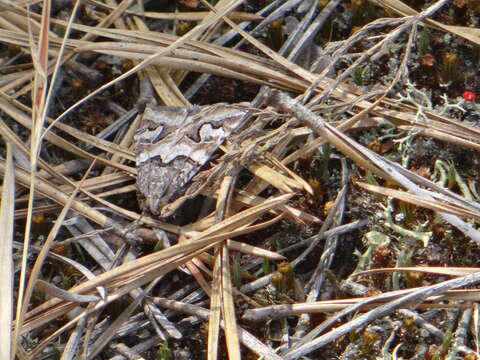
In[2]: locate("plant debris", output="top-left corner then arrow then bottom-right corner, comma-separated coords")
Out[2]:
2,0 -> 480,359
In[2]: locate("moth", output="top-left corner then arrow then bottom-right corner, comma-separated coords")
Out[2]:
135,103 -> 250,218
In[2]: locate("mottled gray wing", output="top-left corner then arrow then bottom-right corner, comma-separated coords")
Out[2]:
135,103 -> 249,217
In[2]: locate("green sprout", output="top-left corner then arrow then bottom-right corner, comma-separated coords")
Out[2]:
352,65 -> 366,86
156,342 -> 172,360
261,258 -> 271,275
417,28 -> 431,55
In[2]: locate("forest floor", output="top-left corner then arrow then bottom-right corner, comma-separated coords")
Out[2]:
2,0 -> 480,359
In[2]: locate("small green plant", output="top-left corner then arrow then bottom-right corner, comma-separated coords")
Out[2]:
261,258 -> 271,275
273,235 -> 286,250
362,169 -> 379,186
61,272 -> 74,289
440,329 -> 454,357
352,65 -> 366,86
156,342 -> 172,360
48,338 -> 63,360
417,28 -> 431,55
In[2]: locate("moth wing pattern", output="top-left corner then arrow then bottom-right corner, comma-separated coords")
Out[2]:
135,103 -> 249,217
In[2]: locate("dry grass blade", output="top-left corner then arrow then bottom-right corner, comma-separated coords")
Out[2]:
208,173 -> 241,360
0,144 -> 14,360
378,103 -> 480,151
475,304 -> 480,354
131,17 -> 189,107
21,242 -> 217,346
398,122 -> 480,150
3,0 -> 479,357
152,297 -> 284,360
227,239 -> 286,260
13,1 -> 52,356
283,271 -> 480,359
232,191 -> 320,224
243,288 -> 480,322
46,0 -> 245,130
34,280 -> 100,303
221,244 -> 241,360
0,95 -> 136,173
194,213 -> 286,246
355,266 -> 480,278
88,290 -> 149,358
185,258 -> 212,295
21,193 -> 291,336
62,317 -> 86,360
195,193 -> 293,240
208,248 -> 222,360
136,11 -> 263,22
357,182 -> 480,222
266,91 -> 480,244
247,161 -> 308,194
373,0 -> 480,45
17,162 -> 95,349
267,154 -> 314,196
0,157 -> 180,235
29,0 -> 49,121
77,44 -> 294,91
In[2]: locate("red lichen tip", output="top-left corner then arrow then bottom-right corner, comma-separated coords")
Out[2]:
463,90 -> 477,102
